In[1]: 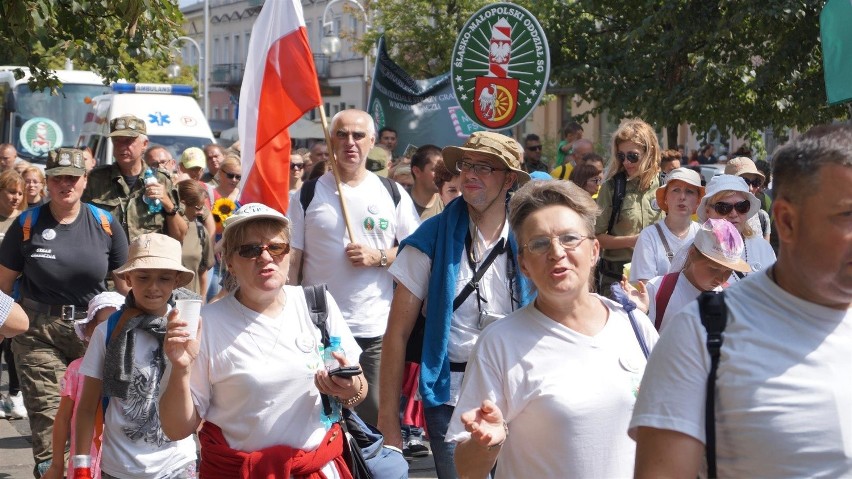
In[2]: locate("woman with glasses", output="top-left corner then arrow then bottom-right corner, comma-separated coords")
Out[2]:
214,156 -> 242,201
160,203 -> 366,477
448,180 -> 657,478
594,119 -> 664,294
725,157 -> 772,241
23,166 -> 46,208
289,153 -> 305,192
630,168 -> 704,282
695,174 -> 775,282
568,162 -> 603,197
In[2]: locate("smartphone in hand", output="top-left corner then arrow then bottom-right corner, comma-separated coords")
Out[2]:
328,365 -> 362,378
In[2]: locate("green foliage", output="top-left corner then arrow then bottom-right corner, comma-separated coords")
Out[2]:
365,0 -> 847,136
0,0 -> 183,91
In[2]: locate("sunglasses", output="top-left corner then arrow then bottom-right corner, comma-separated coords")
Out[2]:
523,233 -> 589,255
237,242 -> 290,259
527,145 -> 543,152
291,163 -> 304,171
742,177 -> 762,188
616,151 -> 641,163
223,172 -> 242,181
710,200 -> 751,216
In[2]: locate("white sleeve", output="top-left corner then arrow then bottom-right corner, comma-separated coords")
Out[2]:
190,312 -> 213,417
644,276 -> 663,324
78,321 -> 108,380
287,188 -> 306,251
393,184 -> 422,242
388,246 -> 432,301
629,301 -> 711,443
325,290 -> 363,363
631,225 -> 660,281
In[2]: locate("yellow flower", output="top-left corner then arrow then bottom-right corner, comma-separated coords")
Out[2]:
212,197 -> 238,233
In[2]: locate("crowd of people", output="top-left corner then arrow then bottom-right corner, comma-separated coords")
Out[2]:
0,109 -> 849,479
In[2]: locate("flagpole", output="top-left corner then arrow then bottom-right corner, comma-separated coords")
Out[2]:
318,106 -> 356,243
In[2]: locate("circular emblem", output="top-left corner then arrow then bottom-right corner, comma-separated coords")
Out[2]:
651,199 -> 660,211
180,116 -> 197,127
19,118 -> 64,157
619,355 -> 641,373
371,101 -> 385,131
363,217 -> 375,231
368,204 -> 379,215
42,229 -> 56,241
751,262 -> 762,272
451,3 -> 550,130
295,333 -> 316,353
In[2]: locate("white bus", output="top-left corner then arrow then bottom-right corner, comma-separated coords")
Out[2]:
0,67 -> 111,165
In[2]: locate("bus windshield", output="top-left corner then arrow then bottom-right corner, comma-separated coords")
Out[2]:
14,83 -> 111,163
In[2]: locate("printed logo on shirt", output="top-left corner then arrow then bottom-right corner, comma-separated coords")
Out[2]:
363,217 -> 375,231
31,247 -> 56,259
378,218 -> 389,230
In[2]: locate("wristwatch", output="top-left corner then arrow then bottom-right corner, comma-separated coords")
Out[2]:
378,249 -> 388,267
162,204 -> 179,216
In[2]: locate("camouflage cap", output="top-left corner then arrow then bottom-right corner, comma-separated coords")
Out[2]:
366,146 -> 390,177
109,114 -> 147,138
442,131 -> 530,184
46,148 -> 87,177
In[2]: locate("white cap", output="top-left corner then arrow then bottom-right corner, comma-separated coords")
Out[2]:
223,203 -> 289,231
697,174 -> 761,222
76,291 -> 125,341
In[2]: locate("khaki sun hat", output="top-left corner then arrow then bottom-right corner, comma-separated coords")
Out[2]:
180,147 -> 206,170
114,233 -> 195,287
442,131 -> 530,184
724,156 -> 765,180
109,114 -> 147,138
46,148 -> 87,177
693,218 -> 751,273
655,167 -> 705,213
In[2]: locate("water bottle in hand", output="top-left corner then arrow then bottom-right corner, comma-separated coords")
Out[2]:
142,168 -> 162,214
320,336 -> 343,428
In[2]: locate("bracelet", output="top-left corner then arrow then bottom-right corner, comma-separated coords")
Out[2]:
339,375 -> 364,407
487,421 -> 509,451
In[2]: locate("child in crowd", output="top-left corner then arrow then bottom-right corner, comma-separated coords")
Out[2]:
43,292 -> 125,479
73,234 -> 198,479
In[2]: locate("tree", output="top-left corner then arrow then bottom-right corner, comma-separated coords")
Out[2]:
0,0 -> 183,91
364,0 -> 847,139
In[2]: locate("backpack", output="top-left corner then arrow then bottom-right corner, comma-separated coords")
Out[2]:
19,203 -> 113,242
300,176 -> 401,213
697,291 -> 728,479
303,284 -> 408,479
653,272 -> 680,331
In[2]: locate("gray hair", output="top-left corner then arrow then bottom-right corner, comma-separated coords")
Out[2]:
773,124 -> 852,204
508,180 -> 600,241
330,109 -> 376,138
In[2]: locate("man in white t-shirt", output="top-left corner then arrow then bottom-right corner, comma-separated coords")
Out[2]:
631,124 -> 852,477
288,109 -> 420,426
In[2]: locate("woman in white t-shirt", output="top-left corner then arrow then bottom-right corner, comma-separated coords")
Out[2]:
159,203 -> 367,478
631,167 -> 703,282
624,218 -> 751,332
448,180 -> 658,479
696,174 -> 776,280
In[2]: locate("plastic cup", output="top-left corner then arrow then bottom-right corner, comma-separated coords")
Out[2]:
174,299 -> 202,339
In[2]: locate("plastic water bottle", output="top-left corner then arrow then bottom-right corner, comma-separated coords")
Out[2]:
72,455 -> 93,479
320,336 -> 343,428
142,168 -> 162,214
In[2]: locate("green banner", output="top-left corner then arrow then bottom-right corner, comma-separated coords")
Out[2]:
367,37 -> 486,157
821,0 -> 852,105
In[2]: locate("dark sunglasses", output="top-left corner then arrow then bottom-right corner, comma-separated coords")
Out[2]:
527,145 -> 543,152
291,163 -> 304,171
237,242 -> 290,259
223,172 -> 242,181
616,151 -> 641,163
710,200 -> 751,216
742,177 -> 762,188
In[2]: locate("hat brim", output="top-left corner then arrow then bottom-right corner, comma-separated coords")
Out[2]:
442,146 -> 531,185
45,166 -> 86,177
181,161 -> 206,170
114,258 -> 195,288
109,130 -> 143,138
698,249 -> 752,273
223,212 -> 290,232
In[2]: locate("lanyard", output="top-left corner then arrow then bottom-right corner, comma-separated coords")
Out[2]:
454,229 -> 506,312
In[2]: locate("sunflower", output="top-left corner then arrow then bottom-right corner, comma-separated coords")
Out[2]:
212,197 -> 238,232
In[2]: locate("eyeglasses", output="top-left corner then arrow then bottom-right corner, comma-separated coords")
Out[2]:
335,130 -> 368,141
523,233 -> 589,255
223,172 -> 242,181
710,200 -> 751,216
237,242 -> 290,259
742,177 -> 762,188
24,180 -> 42,185
291,163 -> 304,171
616,151 -> 641,163
527,145 -> 542,152
586,177 -> 603,185
457,160 -> 507,177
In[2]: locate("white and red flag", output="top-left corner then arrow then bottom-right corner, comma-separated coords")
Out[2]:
238,0 -> 322,213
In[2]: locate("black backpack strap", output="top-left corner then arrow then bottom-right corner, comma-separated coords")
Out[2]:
299,178 -> 319,213
606,172 -> 628,234
304,283 -> 333,416
378,175 -> 401,207
698,291 -> 728,479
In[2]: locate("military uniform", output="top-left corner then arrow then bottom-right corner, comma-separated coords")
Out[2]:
595,175 -> 662,292
82,164 -> 182,243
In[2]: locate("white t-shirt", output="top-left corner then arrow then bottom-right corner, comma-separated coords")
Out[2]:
288,172 -> 421,337
80,318 -> 196,479
630,271 -> 852,477
645,273 -> 721,332
631,220 -> 699,281
190,286 -> 361,477
447,298 -> 659,479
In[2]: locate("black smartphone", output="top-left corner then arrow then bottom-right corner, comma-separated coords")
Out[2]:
328,366 -> 362,378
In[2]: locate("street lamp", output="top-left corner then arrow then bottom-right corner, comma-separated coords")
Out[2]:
168,36 -> 208,118
321,0 -> 370,109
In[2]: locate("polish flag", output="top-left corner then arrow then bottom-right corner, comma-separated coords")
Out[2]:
238,0 -> 322,213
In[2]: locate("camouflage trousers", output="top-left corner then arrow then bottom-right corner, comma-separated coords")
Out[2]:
11,307 -> 86,475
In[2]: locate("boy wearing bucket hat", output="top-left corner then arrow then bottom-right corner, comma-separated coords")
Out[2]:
73,234 -> 197,479
631,168 -> 704,282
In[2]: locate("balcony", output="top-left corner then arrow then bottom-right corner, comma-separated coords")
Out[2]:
314,53 -> 330,80
211,63 -> 244,88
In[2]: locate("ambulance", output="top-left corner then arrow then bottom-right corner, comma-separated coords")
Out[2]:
77,83 -> 215,166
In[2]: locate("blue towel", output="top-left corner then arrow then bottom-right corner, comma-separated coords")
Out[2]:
400,197 -> 532,407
